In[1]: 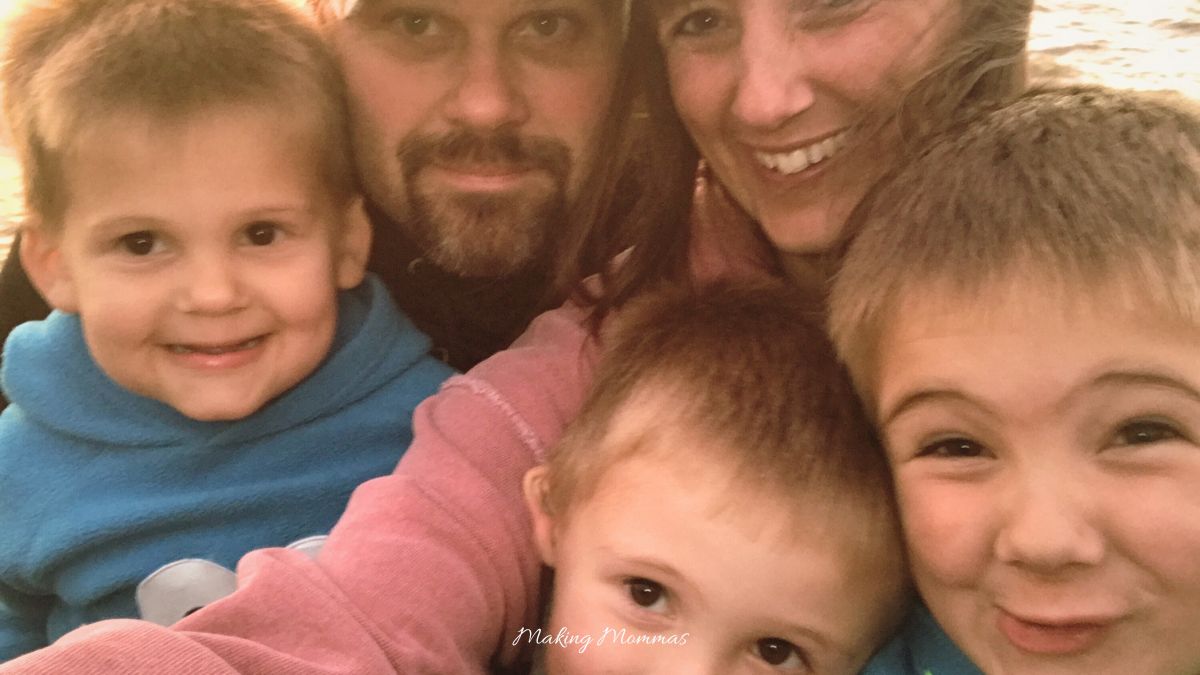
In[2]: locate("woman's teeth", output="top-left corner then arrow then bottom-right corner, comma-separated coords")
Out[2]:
755,131 -> 850,175
169,337 -> 262,355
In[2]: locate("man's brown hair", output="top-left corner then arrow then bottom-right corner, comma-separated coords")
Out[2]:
3,0 -> 354,230
829,86 -> 1200,395
543,281 -> 899,559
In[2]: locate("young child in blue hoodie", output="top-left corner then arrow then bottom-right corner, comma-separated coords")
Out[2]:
0,0 -> 453,660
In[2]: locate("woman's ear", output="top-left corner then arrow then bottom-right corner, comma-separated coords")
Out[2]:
20,224 -> 79,312
523,465 -> 558,567
334,196 -> 372,290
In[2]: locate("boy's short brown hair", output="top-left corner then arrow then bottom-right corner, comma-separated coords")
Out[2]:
829,86 -> 1200,395
543,281 -> 899,556
3,0 -> 354,230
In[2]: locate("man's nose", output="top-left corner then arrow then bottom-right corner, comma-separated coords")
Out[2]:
444,40 -> 531,132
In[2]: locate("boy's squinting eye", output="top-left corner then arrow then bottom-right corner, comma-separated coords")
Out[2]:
244,221 -> 279,246
625,577 -> 668,612
118,231 -> 159,256
1113,419 -> 1186,446
916,436 -> 987,459
756,637 -> 809,670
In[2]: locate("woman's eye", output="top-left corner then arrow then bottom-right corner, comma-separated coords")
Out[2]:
385,11 -> 447,38
756,637 -> 808,670
625,577 -> 668,612
916,437 -> 986,459
1113,419 -> 1184,446
118,231 -> 159,256
244,222 -> 279,246
673,9 -> 725,36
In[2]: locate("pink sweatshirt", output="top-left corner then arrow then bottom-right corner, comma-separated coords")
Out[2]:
1,169 -> 774,675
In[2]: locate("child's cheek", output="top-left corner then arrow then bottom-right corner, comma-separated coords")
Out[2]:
894,474 -> 992,588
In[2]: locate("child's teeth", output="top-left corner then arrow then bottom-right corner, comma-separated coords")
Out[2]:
170,338 -> 261,355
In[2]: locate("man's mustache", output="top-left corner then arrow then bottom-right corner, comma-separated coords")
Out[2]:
399,130 -> 571,180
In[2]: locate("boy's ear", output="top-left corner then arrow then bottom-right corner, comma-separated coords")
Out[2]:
20,224 -> 78,312
523,465 -> 558,567
334,196 -> 372,290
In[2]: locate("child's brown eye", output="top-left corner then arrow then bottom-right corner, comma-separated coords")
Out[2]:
625,577 -> 664,609
245,222 -> 278,246
119,231 -> 157,256
917,436 -> 986,459
1114,419 -> 1183,446
756,637 -> 807,669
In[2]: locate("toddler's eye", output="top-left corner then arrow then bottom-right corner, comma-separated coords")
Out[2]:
756,637 -> 808,670
244,221 -> 279,246
917,436 -> 986,459
1113,419 -> 1184,446
625,577 -> 667,612
119,231 -> 158,256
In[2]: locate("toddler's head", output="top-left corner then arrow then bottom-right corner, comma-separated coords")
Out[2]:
525,282 -> 908,674
5,0 -> 369,421
830,86 -> 1200,674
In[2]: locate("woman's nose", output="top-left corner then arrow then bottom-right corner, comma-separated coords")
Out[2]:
731,21 -> 815,130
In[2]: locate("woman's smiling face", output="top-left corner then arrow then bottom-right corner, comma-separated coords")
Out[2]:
652,0 -> 959,260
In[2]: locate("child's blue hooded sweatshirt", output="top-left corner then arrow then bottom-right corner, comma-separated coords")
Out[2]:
0,275 -> 454,660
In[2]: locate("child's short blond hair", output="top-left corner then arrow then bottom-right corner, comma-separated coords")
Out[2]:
3,0 -> 354,230
544,281 -> 900,558
829,86 -> 1200,395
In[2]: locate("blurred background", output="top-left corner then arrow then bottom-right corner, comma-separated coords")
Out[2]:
0,0 -> 1197,259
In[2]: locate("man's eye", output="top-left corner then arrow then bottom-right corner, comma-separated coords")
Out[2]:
625,577 -> 668,612
916,437 -> 986,459
1113,419 -> 1185,446
244,221 -> 279,246
118,231 -> 159,256
756,637 -> 809,670
520,12 -> 573,38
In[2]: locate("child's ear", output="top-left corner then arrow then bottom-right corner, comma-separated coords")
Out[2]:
334,196 -> 372,290
523,465 -> 558,567
20,224 -> 78,312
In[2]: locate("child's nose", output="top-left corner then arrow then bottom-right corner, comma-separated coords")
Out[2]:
994,470 -> 1105,574
176,255 -> 248,315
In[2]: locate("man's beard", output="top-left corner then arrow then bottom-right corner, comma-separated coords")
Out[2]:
397,129 -> 572,278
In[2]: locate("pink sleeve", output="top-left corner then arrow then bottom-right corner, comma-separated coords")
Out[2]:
0,304 -> 599,675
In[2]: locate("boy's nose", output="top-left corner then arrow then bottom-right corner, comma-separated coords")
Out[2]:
994,471 -> 1105,574
176,256 -> 248,315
